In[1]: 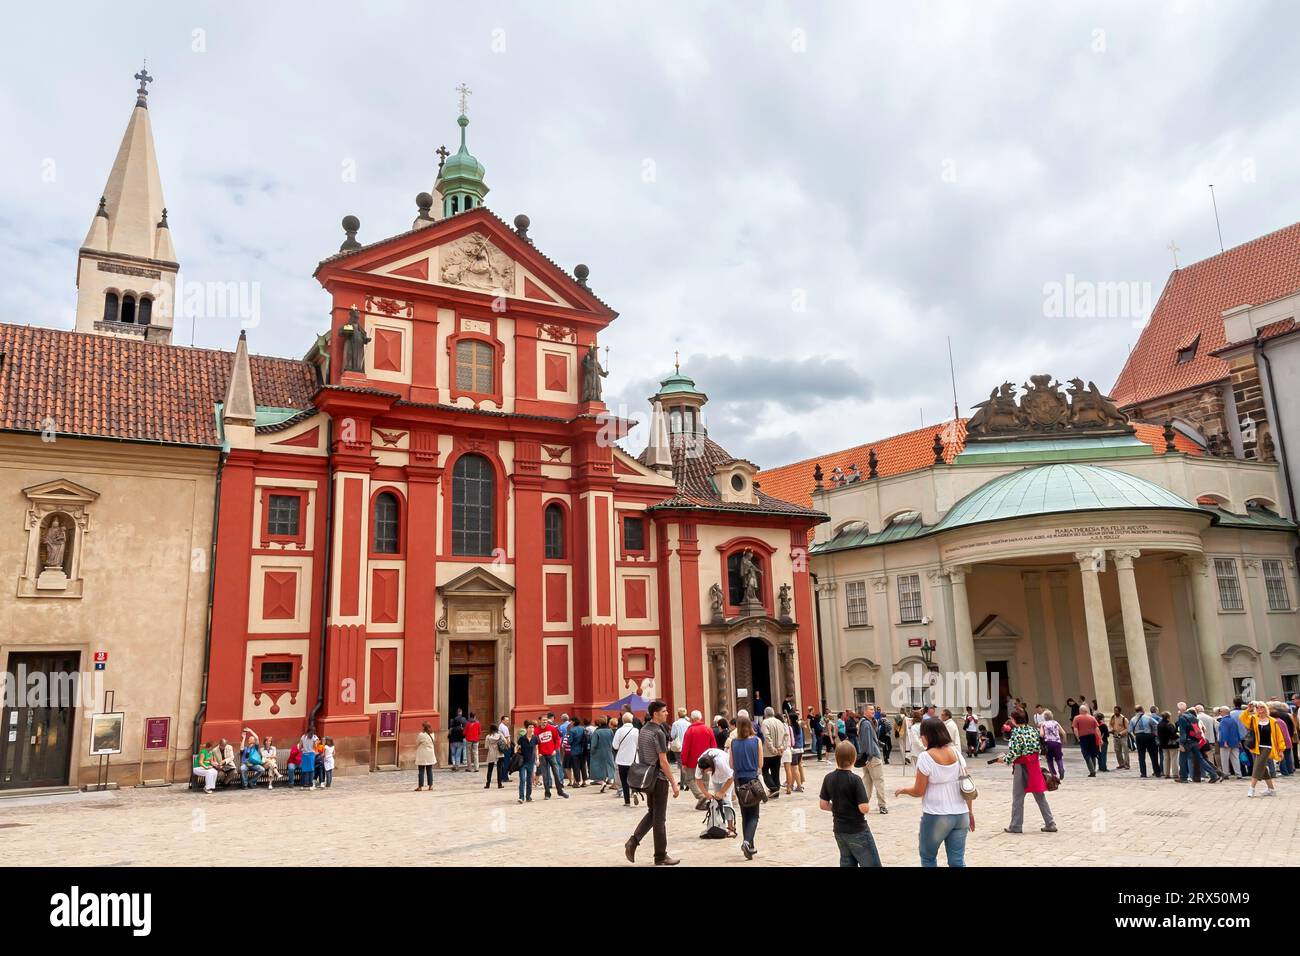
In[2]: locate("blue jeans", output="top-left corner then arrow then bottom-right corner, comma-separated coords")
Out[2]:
418,764 -> 434,787
918,812 -> 968,867
518,762 -> 535,800
1180,745 -> 1219,781
540,753 -> 565,794
450,741 -> 464,767
835,828 -> 882,867
285,764 -> 297,786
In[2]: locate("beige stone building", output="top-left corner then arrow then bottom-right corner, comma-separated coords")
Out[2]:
763,380 -> 1299,728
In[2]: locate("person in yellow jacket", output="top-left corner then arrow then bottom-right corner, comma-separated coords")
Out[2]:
1240,701 -> 1284,797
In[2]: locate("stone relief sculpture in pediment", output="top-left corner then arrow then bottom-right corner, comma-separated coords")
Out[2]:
439,233 -> 515,292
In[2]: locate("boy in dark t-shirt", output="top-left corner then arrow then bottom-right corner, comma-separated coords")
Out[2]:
818,740 -> 882,866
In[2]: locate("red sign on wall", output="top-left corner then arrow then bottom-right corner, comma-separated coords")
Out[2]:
144,716 -> 170,750
907,639 -> 922,648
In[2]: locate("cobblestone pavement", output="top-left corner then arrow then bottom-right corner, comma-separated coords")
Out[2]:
2,749 -> 1295,866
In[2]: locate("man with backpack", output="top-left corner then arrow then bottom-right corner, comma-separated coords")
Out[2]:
1176,702 -> 1222,783
696,748 -> 737,838
856,704 -> 888,814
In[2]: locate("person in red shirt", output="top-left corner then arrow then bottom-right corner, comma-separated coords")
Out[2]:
535,714 -> 569,799
464,713 -> 482,774
1071,704 -> 1103,777
680,710 -> 716,809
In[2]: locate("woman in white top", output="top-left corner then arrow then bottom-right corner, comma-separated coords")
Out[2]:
894,719 -> 974,867
612,712 -> 641,807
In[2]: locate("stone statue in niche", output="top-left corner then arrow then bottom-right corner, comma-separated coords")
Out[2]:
42,517 -> 67,569
340,307 -> 371,373
778,583 -> 792,621
739,549 -> 762,606
581,345 -> 607,403
708,582 -> 725,622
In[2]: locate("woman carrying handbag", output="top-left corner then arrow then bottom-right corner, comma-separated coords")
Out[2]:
999,708 -> 1057,833
895,721 -> 973,867
727,714 -> 767,860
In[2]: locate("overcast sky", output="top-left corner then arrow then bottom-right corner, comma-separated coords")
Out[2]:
4,1 -> 1299,469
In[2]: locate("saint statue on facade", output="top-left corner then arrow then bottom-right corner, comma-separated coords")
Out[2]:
42,518 -> 67,569
581,345 -> 607,402
708,582 -> 725,622
778,583 -> 792,621
739,549 -> 761,605
340,306 -> 371,373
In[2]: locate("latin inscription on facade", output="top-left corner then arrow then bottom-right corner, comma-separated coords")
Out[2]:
97,261 -> 162,280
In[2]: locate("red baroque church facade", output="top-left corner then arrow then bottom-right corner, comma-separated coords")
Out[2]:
201,206 -> 825,767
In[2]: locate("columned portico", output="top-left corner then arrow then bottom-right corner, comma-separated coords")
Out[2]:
946,565 -> 977,707
1111,549 -> 1155,706
1075,551 -> 1117,711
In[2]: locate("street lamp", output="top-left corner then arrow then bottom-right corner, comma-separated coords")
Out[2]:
919,639 -> 937,671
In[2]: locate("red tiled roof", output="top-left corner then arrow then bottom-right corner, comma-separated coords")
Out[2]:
758,418 -> 1201,511
758,420 -> 967,511
0,323 -> 317,447
1213,316 -> 1298,354
641,434 -> 825,519
1111,221 -> 1300,407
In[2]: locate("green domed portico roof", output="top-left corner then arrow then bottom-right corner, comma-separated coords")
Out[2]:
932,463 -> 1203,533
656,371 -> 705,398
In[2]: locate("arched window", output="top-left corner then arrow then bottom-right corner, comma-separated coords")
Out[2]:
544,503 -> 565,559
102,292 -> 119,323
450,195 -> 460,214
670,408 -> 683,433
373,492 -> 400,554
137,296 -> 152,326
452,454 -> 494,556
455,340 -> 495,394
464,196 -> 473,209
121,294 -> 137,324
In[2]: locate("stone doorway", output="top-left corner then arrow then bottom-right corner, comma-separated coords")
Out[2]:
734,637 -> 772,716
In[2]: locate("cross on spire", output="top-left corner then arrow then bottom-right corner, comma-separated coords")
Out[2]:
674,350 -> 680,374
456,83 -> 472,116
134,62 -> 153,104
1167,239 -> 1180,269
436,145 -> 449,169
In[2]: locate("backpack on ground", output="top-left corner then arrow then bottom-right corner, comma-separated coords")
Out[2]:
699,799 -> 736,839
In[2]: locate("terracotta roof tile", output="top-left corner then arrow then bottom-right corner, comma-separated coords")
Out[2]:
1213,316 -> 1298,354
0,323 -> 317,447
758,418 -> 1201,511
1112,221 -> 1300,407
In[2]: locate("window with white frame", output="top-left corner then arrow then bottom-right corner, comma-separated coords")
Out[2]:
1214,558 -> 1244,611
1263,559 -> 1291,611
1232,675 -> 1257,701
845,580 -> 869,627
852,687 -> 875,713
897,573 -> 923,624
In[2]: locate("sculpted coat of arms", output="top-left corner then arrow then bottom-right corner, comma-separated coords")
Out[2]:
439,233 -> 515,292
967,373 -> 1130,438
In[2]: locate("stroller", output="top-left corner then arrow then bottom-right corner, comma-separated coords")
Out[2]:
699,797 -> 737,839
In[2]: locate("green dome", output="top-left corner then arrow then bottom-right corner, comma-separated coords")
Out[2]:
657,371 -> 704,397
440,114 -> 488,215
932,463 -> 1201,533
442,116 -> 485,179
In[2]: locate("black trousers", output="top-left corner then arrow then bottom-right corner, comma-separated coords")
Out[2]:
619,765 -> 632,805
1134,733 -> 1159,777
630,777 -> 670,862
761,755 -> 782,792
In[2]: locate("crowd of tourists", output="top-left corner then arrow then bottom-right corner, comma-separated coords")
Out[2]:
192,726 -> 335,793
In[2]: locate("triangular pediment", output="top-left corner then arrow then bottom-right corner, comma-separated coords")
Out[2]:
612,446 -> 676,487
22,478 -> 100,505
437,566 -> 515,596
973,614 -> 1020,639
316,209 -> 613,319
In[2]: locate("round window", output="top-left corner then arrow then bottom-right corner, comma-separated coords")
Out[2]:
730,474 -> 745,492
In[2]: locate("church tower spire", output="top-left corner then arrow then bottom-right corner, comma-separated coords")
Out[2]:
437,84 -> 489,218
75,63 -> 179,344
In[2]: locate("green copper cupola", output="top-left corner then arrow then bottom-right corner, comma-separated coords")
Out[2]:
439,84 -> 488,217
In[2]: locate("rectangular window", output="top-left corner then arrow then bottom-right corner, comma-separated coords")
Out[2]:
455,339 -> 495,394
1214,558 -> 1244,611
845,580 -> 869,627
1281,674 -> 1299,698
852,687 -> 875,713
897,573 -> 922,624
1263,559 -> 1291,611
260,661 -> 294,685
622,515 -> 646,554
1232,675 -> 1256,701
266,494 -> 301,538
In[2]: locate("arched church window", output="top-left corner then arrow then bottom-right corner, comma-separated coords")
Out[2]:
373,492 -> 400,554
455,340 -> 495,394
544,503 -> 565,559
452,454 -> 495,556
121,294 -> 137,324
137,296 -> 152,326
670,408 -> 683,433
464,196 -> 473,209
684,407 -> 697,434
450,196 -> 460,214
102,292 -> 119,323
